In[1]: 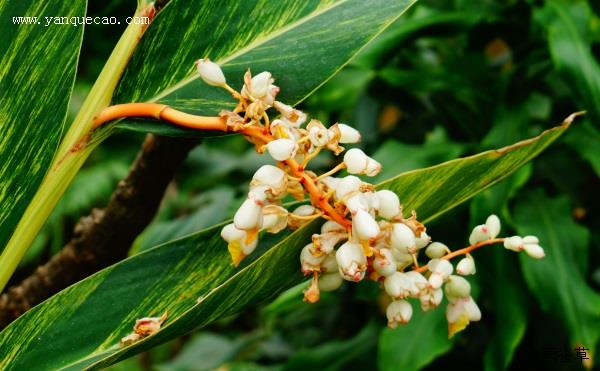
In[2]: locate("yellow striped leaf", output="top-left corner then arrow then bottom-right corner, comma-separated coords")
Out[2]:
0,117 -> 571,370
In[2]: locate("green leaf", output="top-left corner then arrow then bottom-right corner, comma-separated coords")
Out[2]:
282,322 -> 378,371
563,120 -> 600,176
378,306 -> 452,371
514,192 -> 600,363
112,0 -> 418,136
535,0 -> 600,123
0,0 -> 85,250
0,119 -> 572,369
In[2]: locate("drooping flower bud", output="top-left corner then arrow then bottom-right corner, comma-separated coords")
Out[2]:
386,300 -> 413,328
249,71 -> 273,98
273,101 -> 307,127
318,273 -> 343,292
373,248 -> 397,277
261,205 -> 288,233
456,255 -> 476,275
446,296 -> 481,337
195,59 -> 226,86
375,190 -> 401,219
320,254 -> 338,273
427,259 -> 453,289
266,139 -> 297,161
384,272 -> 412,299
251,164 -> 287,197
345,193 -> 369,215
336,242 -> 367,282
300,244 -> 326,274
343,148 -> 369,174
353,210 -> 381,241
233,198 -> 263,230
485,214 -> 501,238
335,175 -> 362,201
390,223 -> 416,254
405,271 -> 428,297
503,236 -> 524,251
523,243 -> 545,259
425,242 -> 448,259
221,223 -> 258,266
468,224 -> 490,245
419,287 -> 443,311
444,275 -> 471,301
365,158 -> 382,176
335,123 -> 362,143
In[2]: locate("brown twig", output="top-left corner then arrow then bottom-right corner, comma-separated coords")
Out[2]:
0,134 -> 198,330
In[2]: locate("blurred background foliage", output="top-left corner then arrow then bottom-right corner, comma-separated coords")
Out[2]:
17,0 -> 599,369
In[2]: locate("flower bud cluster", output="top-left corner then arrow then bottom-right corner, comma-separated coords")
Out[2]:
196,61 -> 546,337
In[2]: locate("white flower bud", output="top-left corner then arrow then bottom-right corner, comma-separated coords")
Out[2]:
234,198 -> 263,230
485,214 -> 501,238
503,236 -> 524,251
384,272 -> 412,299
293,204 -> 316,216
308,125 -> 330,147
321,254 -> 338,273
335,176 -> 362,201
353,210 -> 380,241
414,231 -> 431,250
375,190 -> 401,219
266,139 -> 297,161
522,235 -> 539,244
220,223 -> 258,255
318,273 -> 343,292
427,259 -> 453,289
195,59 -> 226,86
390,223 -> 416,254
251,165 -> 287,196
456,256 -> 476,275
261,205 -> 288,233
273,101 -> 306,127
345,193 -> 369,215
405,271 -> 428,297
373,248 -> 397,277
249,71 -> 273,98
524,243 -> 545,259
420,288 -> 443,311
365,158 -> 382,176
336,242 -> 367,282
386,300 -> 413,328
321,221 -> 345,233
363,191 -> 380,211
320,176 -> 341,191
343,148 -> 369,174
391,249 -> 414,269
336,123 -> 361,143
469,224 -> 491,245
444,275 -> 471,301
425,242 -> 448,259
312,232 -> 345,255
300,244 -> 326,274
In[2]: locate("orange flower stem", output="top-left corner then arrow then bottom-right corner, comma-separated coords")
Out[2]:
414,238 -> 505,273
92,103 -> 227,131
92,103 -> 352,229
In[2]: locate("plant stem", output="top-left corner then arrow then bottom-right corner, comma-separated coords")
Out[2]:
413,238 -> 505,273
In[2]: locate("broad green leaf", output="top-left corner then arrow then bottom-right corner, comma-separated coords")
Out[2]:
378,306 -> 452,371
353,11 -> 482,69
0,7 -> 151,292
282,322 -> 378,371
0,119 -> 571,369
563,121 -> 600,176
514,192 -> 600,365
0,0 -> 85,250
112,0 -> 418,136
